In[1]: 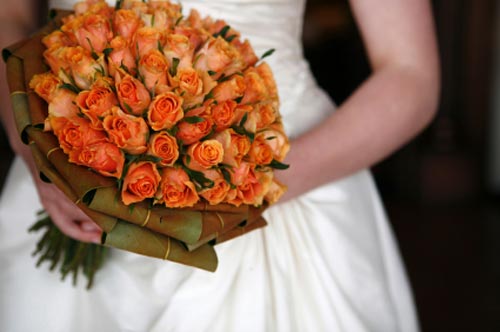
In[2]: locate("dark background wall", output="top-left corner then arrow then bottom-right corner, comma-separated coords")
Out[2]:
303,0 -> 499,331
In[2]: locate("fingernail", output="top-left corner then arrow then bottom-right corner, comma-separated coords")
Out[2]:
82,222 -> 99,232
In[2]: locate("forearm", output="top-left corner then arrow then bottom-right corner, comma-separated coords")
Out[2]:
280,63 -> 439,198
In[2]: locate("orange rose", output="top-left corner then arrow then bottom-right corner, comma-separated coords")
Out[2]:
174,26 -> 206,53
108,36 -> 137,77
257,122 -> 290,162
194,37 -> 245,79
75,78 -> 118,129
115,70 -> 151,115
147,92 -> 184,131
138,49 -> 169,91
133,26 -> 165,58
199,170 -> 230,205
121,161 -> 161,205
163,33 -> 194,68
75,141 -> 125,179
241,69 -> 268,104
232,39 -> 258,68
213,129 -> 251,167
233,165 -> 266,206
265,177 -> 287,205
171,68 -> 203,105
148,131 -> 179,167
254,103 -> 276,130
103,107 -> 149,155
256,62 -> 279,101
248,136 -> 274,165
73,13 -> 113,53
229,161 -> 250,187
74,1 -> 114,18
47,88 -> 80,123
212,75 -> 246,103
42,30 -> 73,49
157,167 -> 199,208
43,46 -> 70,79
51,116 -> 107,155
211,100 -> 236,131
148,0 -> 182,13
113,9 -> 143,39
121,0 -> 148,12
62,46 -> 107,90
176,105 -> 213,145
185,139 -> 224,171
29,73 -> 61,103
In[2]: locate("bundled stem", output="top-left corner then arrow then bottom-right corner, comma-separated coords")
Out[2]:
29,211 -> 108,289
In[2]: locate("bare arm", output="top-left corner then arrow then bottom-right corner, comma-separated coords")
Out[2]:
278,0 -> 440,200
0,0 -> 101,243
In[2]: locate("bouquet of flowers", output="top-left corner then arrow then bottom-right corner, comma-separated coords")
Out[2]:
3,0 -> 289,287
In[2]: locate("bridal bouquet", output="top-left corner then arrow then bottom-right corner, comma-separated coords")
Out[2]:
3,0 -> 289,287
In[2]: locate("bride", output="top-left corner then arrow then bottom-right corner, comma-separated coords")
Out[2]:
0,0 -> 439,331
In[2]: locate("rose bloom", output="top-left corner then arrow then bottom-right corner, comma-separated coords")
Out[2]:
62,46 -> 107,90
199,170 -> 230,205
148,131 -> 179,167
133,26 -> 165,58
256,62 -> 279,100
47,88 -> 80,125
74,141 -> 125,179
175,104 -> 213,145
227,164 -> 267,206
170,68 -> 203,105
138,49 -> 169,91
108,36 -> 137,77
241,69 -> 268,104
157,167 -> 199,208
257,122 -> 290,162
43,46 -> 70,79
163,33 -> 194,68
174,25 -> 206,53
194,37 -> 245,79
212,75 -> 246,103
73,13 -> 113,53
212,101 -> 250,132
171,69 -> 216,107
213,129 -> 251,167
121,161 -> 161,205
141,9 -> 173,30
253,103 -> 276,130
42,30 -> 74,50
232,39 -> 258,68
185,139 -> 224,171
74,1 -> 114,18
75,77 -> 118,129
147,92 -> 184,131
265,177 -> 287,205
115,70 -> 151,115
103,107 -> 149,155
248,136 -> 274,166
113,9 -> 143,39
29,73 -> 61,103
51,116 -> 107,155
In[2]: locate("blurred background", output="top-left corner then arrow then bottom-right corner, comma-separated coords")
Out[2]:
0,0 -> 498,331
303,0 -> 499,331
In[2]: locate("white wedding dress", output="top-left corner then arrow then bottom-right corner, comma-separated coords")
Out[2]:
0,0 -> 420,331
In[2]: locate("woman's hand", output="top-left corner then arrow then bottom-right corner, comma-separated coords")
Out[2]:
33,174 -> 102,243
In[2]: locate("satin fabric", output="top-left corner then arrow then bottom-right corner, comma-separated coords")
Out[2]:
0,0 -> 419,331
